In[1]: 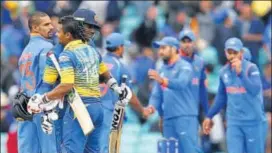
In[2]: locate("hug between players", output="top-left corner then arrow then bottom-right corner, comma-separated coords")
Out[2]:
1,1 -> 271,153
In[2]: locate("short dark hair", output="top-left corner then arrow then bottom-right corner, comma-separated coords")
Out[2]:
28,11 -> 48,31
59,16 -> 89,43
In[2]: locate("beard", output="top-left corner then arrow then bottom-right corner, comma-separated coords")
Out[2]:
182,47 -> 193,55
162,56 -> 171,64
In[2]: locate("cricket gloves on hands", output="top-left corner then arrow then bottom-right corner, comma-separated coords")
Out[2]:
27,94 -> 61,114
117,85 -> 132,105
107,77 -> 122,94
41,111 -> 58,135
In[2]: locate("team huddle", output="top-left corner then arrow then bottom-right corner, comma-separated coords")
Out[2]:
13,9 -> 267,153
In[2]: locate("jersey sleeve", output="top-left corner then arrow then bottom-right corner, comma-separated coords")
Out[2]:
166,62 -> 193,90
199,68 -> 209,115
207,77 -> 227,119
149,82 -> 163,117
99,62 -> 108,75
239,64 -> 262,96
43,54 -> 58,85
59,51 -> 75,84
43,43 -> 64,85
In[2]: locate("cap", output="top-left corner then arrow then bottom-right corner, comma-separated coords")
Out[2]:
242,47 -> 252,61
224,37 -> 243,52
152,37 -> 180,49
178,29 -> 196,42
106,33 -> 131,48
73,9 -> 100,29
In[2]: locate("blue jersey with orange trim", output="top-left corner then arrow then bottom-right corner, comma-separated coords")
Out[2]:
149,57 -> 201,119
18,35 -> 53,97
58,40 -> 102,102
181,54 -> 209,115
100,52 -> 132,110
207,60 -> 263,125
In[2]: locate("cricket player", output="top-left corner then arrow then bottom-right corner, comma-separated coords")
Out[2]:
203,38 -> 264,153
242,47 -> 268,153
146,36 -> 202,153
27,16 -> 131,153
16,11 -> 59,153
99,32 -> 152,153
40,9 -> 123,137
178,29 -> 209,118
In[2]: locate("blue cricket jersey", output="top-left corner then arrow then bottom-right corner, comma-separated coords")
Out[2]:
207,60 -> 264,125
149,57 -> 203,119
18,34 -> 53,97
181,54 -> 209,115
100,52 -> 132,110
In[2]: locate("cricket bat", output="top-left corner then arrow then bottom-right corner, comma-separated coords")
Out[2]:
108,75 -> 127,153
47,51 -> 94,136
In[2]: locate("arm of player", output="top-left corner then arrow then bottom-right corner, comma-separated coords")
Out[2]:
45,52 -> 74,101
206,78 -> 227,119
148,65 -> 193,90
99,64 -> 122,95
203,78 -> 227,135
148,82 -> 163,117
129,92 -> 145,116
199,69 -> 209,115
239,64 -> 262,96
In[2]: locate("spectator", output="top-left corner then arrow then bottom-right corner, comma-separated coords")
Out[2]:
263,16 -> 271,59
160,8 -> 190,38
235,2 -> 265,65
1,46 -> 16,94
78,1 -> 109,24
196,0 -> 215,44
212,9 -> 240,65
134,5 -> 158,50
1,4 -> 26,68
105,1 -> 122,23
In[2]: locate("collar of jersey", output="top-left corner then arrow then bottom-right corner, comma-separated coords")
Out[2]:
64,40 -> 86,51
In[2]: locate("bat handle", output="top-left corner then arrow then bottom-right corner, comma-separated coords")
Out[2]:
121,75 -> 127,87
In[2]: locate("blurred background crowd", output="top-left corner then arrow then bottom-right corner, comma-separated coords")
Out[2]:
1,1 -> 271,153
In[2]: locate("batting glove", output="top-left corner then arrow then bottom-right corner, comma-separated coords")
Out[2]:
117,85 -> 132,105
41,113 -> 54,135
27,94 -> 43,114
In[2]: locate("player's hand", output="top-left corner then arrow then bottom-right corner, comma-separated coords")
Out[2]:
202,118 -> 213,135
230,58 -> 242,75
118,85 -> 132,105
41,113 -> 54,135
159,117 -> 163,134
148,69 -> 163,84
39,97 -> 61,112
27,94 -> 43,114
142,105 -> 155,119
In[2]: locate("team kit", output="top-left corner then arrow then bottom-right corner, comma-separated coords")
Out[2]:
12,9 -> 267,153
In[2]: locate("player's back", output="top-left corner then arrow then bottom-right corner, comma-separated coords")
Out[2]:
18,35 -> 53,97
60,40 -> 101,102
